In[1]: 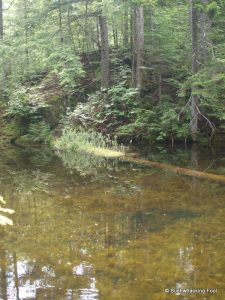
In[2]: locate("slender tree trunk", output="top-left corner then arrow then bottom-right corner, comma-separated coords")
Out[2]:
116,30 -> 119,48
113,28 -> 118,48
58,0 -> 64,43
67,5 -> 76,53
99,15 -> 110,89
190,0 -> 199,142
199,0 -> 210,63
96,17 -> 101,52
13,252 -> 20,300
0,248 -> 7,300
132,5 -> 144,94
76,28 -> 81,50
130,6 -> 133,48
0,0 -> 3,38
158,72 -> 162,104
123,4 -> 129,48
24,0 -> 29,66
85,0 -> 89,53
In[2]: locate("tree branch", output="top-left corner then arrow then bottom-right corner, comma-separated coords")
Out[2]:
3,0 -> 15,11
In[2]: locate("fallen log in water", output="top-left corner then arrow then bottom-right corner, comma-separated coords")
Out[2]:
123,156 -> 225,184
56,143 -> 225,184
83,147 -> 225,184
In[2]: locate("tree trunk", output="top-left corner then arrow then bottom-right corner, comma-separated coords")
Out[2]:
123,8 -> 129,48
13,252 -> 20,300
67,4 -> 76,53
0,248 -> 7,300
132,5 -> 144,94
96,17 -> 101,52
190,0 -> 210,142
158,72 -> 162,104
58,0 -> 64,43
79,144 -> 225,185
24,0 -> 29,66
0,0 -> 3,38
84,0 -> 89,53
199,0 -> 210,63
124,156 -> 225,185
190,0 -> 199,142
113,28 -> 118,48
99,15 -> 109,89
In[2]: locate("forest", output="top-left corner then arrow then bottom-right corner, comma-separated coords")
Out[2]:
1,1 -> 225,299
0,0 -> 225,149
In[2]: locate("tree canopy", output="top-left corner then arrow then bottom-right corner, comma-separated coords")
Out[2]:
0,0 -> 225,145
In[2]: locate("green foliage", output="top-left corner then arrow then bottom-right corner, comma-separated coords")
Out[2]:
5,85 -> 50,118
3,85 -> 53,143
47,46 -> 85,92
55,126 -> 120,152
117,103 -> 190,142
206,2 -> 220,18
144,2 -> 191,94
23,122 -> 53,144
156,104 -> 190,141
0,0 -> 225,144
62,81 -> 190,142
77,84 -> 190,142
3,123 -> 22,139
180,59 -> 225,129
88,85 -> 139,130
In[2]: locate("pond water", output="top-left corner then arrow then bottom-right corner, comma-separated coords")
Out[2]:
0,144 -> 224,300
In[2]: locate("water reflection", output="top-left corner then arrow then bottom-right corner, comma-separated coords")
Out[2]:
0,146 -> 224,299
0,257 -> 99,300
55,149 -> 118,176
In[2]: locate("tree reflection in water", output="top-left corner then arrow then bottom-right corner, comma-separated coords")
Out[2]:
0,146 -> 224,299
0,253 -> 99,299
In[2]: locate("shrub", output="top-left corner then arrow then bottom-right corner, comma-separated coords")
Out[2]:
22,121 -> 53,144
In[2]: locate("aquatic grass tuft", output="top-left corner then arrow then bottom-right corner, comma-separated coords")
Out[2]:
54,126 -> 125,158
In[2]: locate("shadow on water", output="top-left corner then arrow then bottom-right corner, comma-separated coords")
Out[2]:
131,209 -> 200,234
0,144 -> 224,299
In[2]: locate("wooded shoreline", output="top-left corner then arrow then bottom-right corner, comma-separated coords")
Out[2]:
0,1 -> 225,148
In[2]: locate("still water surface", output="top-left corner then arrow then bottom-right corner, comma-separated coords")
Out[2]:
0,145 -> 224,300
